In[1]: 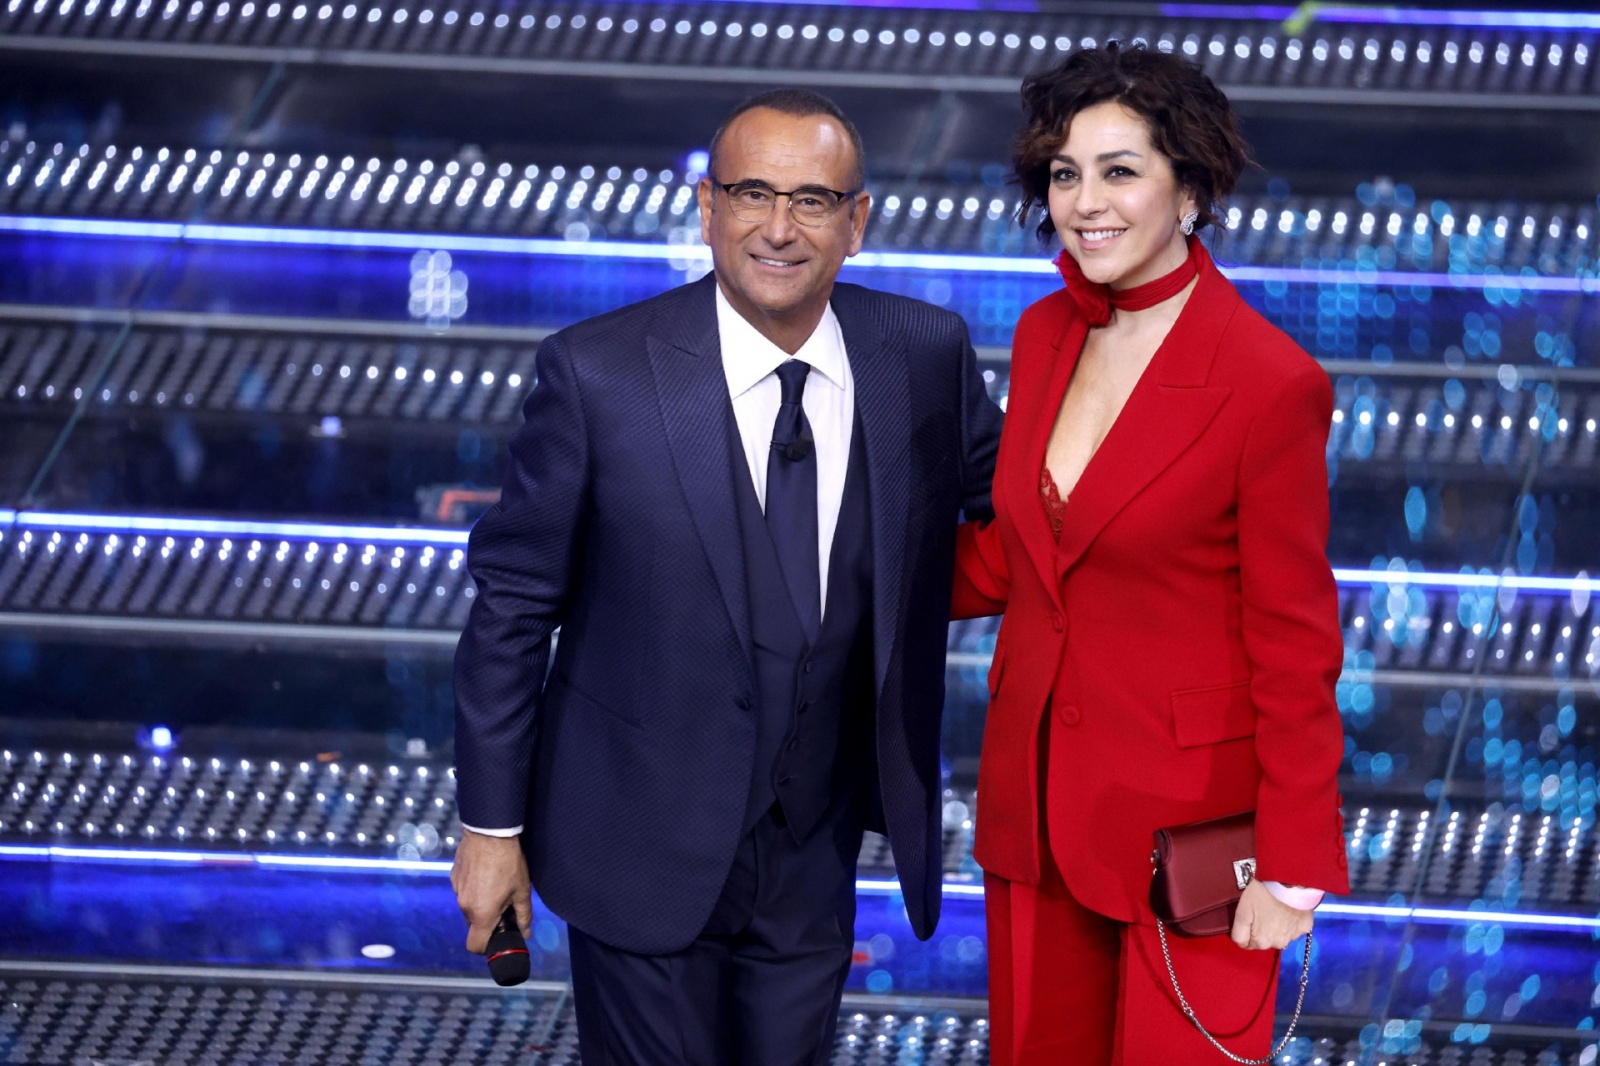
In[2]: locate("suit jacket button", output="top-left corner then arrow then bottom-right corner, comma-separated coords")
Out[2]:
787,739 -> 800,751
1059,704 -> 1081,726
736,696 -> 752,711
797,701 -> 809,715
804,661 -> 816,674
1050,611 -> 1064,633
778,775 -> 792,785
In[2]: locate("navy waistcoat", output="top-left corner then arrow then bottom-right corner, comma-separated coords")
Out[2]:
732,410 -> 875,843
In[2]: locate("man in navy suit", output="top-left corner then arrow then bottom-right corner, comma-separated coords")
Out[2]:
451,89 -> 1002,1064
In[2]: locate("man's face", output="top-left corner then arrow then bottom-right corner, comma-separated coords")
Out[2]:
698,108 -> 870,340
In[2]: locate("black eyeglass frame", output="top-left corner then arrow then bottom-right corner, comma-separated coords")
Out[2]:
715,180 -> 865,227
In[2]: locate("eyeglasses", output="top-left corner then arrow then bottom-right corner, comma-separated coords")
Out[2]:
717,181 -> 861,227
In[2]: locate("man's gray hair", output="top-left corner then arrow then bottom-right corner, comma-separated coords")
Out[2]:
707,88 -> 866,190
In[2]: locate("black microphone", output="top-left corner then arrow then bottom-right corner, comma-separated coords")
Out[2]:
773,422 -> 815,462
486,906 -> 531,987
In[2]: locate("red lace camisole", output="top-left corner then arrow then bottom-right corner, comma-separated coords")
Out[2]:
1039,467 -> 1067,543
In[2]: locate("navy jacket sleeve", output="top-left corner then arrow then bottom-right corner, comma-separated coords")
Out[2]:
453,333 -> 590,831
957,321 -> 1003,523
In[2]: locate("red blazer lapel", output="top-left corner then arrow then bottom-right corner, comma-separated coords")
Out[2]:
1053,260 -> 1240,579
1011,308 -> 1087,612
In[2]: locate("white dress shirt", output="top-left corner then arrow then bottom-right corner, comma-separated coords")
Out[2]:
464,288 -> 855,839
1263,882 -> 1324,910
715,284 -> 855,618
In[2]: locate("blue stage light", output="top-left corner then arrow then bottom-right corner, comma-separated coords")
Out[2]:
1332,568 -> 1600,594
149,726 -> 175,751
11,510 -> 1600,595
1159,4 -> 1600,30
3,845 -> 1598,930
1,215 -> 1596,293
12,511 -> 470,546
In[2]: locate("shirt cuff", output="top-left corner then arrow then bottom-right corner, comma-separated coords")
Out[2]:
461,823 -> 523,838
1262,881 -> 1325,911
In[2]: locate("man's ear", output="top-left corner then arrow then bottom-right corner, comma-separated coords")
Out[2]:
698,178 -> 716,246
846,192 -> 872,258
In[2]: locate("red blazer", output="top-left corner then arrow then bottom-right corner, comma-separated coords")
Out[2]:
954,252 -> 1350,923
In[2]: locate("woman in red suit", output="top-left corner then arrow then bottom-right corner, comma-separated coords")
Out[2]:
955,43 -> 1350,1064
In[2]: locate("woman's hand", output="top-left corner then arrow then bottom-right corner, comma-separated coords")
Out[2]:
1230,878 -> 1313,951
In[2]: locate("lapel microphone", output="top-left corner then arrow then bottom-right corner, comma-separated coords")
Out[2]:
486,906 -> 531,986
774,423 -> 815,463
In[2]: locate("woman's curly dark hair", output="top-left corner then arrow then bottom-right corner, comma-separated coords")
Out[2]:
1013,41 -> 1252,245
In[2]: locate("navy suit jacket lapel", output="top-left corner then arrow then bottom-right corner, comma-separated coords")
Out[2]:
831,284 -> 910,698
645,276 -> 755,672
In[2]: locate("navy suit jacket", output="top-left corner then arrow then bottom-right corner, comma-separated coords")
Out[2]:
454,274 -> 1003,954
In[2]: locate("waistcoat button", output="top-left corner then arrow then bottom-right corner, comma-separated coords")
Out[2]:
1059,704 -> 1082,726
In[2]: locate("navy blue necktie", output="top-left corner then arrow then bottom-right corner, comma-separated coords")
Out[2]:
766,359 -> 821,640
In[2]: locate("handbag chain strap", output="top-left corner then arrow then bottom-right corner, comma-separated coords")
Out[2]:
1154,919 -> 1313,1065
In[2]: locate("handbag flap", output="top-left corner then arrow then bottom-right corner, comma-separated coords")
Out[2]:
1151,811 -> 1256,924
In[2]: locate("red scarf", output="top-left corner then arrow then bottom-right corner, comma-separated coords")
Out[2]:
1054,236 -> 1205,327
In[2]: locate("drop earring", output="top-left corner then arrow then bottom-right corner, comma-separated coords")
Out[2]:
1179,210 -> 1199,236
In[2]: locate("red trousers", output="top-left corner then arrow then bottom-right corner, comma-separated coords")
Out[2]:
985,847 -> 1282,1066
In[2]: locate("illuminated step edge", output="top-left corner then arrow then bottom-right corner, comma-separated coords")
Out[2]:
0,613 -> 462,646
0,959 -> 574,995
1,215 -> 1596,292
0,617 -> 1580,690
6,508 -> 1599,596
2,510 -> 469,545
4,0 -> 1598,33
1,0 -> 1597,35
1,843 -> 1595,930
1,619 -> 1586,694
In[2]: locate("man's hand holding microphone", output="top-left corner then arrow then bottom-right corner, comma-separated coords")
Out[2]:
452,830 -> 534,986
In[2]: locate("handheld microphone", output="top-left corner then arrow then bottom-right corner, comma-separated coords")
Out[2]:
486,906 -> 531,987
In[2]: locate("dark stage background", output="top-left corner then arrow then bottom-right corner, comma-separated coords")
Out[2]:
2,2 -> 1599,1063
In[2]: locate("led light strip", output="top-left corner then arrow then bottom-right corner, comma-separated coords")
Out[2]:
3,845 -> 1595,929
6,512 -> 1599,595
1332,568 -> 1600,593
0,215 -> 1595,292
7,511 -> 469,546
0,844 -> 446,872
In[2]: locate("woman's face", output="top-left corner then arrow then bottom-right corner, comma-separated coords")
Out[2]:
1047,100 -> 1198,290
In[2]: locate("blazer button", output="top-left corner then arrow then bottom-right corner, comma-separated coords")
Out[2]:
797,701 -> 810,715
1059,704 -> 1082,726
787,738 -> 800,751
735,696 -> 752,711
778,775 -> 792,785
1050,611 -> 1064,633
804,661 -> 816,674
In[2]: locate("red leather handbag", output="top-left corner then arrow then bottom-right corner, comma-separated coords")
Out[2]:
1149,811 -> 1313,1064
1150,810 -> 1259,936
